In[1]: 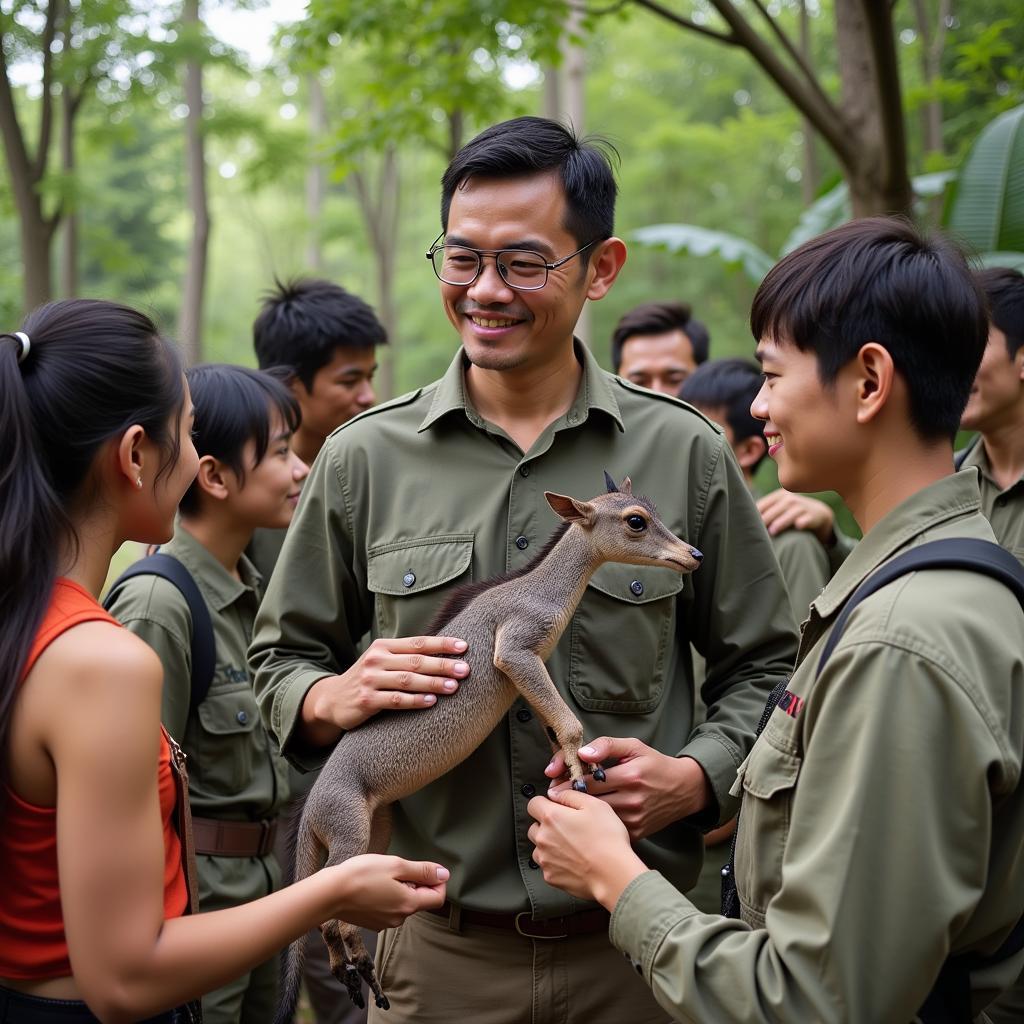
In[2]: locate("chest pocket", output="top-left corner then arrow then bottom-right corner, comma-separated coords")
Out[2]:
729,721 -> 802,928
567,563 -> 685,713
366,534 -> 474,638
192,683 -> 263,794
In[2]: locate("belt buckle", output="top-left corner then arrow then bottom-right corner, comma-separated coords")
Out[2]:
515,911 -> 568,941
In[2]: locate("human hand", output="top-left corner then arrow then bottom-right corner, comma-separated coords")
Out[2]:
527,790 -> 646,909
302,635 -> 470,740
329,855 -> 449,931
546,737 -> 712,841
756,489 -> 835,545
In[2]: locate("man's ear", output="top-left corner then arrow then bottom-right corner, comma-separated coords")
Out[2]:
586,238 -> 627,302
734,435 -> 766,473
854,342 -> 895,425
545,492 -> 596,526
194,455 -> 232,502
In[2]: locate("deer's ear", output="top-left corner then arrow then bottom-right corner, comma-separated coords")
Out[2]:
545,492 -> 596,525
619,476 -> 633,494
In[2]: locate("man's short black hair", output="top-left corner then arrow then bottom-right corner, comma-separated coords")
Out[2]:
750,217 -> 988,441
610,301 -> 710,372
976,266 -> 1024,358
252,278 -> 387,392
180,364 -> 301,516
679,358 -> 765,470
440,116 -> 618,252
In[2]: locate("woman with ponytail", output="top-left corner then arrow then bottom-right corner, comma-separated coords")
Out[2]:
0,301 -> 448,1024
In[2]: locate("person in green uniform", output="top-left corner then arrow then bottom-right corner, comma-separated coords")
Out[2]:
249,115 -> 797,1024
611,300 -> 710,396
962,266 -> 1024,1024
678,357 -> 830,914
528,218 -> 1024,1022
247,278 -> 386,581
107,364 -> 308,1024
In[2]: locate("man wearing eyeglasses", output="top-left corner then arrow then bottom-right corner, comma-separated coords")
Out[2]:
251,116 -> 797,1024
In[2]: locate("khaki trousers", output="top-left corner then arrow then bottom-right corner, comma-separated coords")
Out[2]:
367,907 -> 673,1024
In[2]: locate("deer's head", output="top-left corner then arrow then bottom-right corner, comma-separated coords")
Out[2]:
544,474 -> 703,574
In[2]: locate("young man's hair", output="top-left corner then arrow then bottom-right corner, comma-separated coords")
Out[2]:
180,364 -> 301,516
252,278 -> 387,392
750,217 -> 988,441
679,358 -> 765,470
440,116 -> 618,255
976,267 -> 1024,358
610,300 -> 711,372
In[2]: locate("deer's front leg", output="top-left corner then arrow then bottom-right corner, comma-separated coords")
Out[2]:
494,627 -> 594,792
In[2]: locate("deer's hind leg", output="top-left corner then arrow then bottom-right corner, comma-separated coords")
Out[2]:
493,629 -> 594,792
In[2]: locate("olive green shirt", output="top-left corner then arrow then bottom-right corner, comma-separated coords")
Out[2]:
960,439 -> 1024,563
770,524 -> 830,624
250,342 -> 798,916
106,525 -> 290,821
610,470 -> 1024,1022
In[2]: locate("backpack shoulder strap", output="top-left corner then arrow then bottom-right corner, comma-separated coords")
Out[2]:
104,553 -> 216,713
817,538 -> 1024,678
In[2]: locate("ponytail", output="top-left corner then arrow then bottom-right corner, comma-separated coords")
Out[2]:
0,301 -> 184,798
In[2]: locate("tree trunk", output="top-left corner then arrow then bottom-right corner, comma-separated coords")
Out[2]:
799,0 -> 819,204
834,0 -> 912,216
305,74 -> 327,271
911,0 -> 950,157
60,87 -> 78,297
178,0 -> 208,366
0,6 -> 60,311
542,62 -> 561,120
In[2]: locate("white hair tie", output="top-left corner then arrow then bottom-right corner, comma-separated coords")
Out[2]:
14,331 -> 30,364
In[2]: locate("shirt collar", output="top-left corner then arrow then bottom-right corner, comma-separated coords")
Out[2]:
166,524 -> 262,612
418,339 -> 623,434
961,436 -> 1024,492
813,470 -> 982,619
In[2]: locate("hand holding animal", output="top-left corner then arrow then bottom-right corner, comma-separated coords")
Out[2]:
278,474 -> 703,1019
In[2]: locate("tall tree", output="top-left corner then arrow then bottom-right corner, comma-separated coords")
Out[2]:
178,0 -> 209,365
592,0 -> 912,217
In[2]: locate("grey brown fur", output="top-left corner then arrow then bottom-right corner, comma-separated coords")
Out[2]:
277,476 -> 703,1019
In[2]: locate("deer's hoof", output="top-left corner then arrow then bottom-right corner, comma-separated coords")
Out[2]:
375,995 -> 390,1011
572,779 -> 587,793
351,991 -> 366,1010
592,767 -> 606,783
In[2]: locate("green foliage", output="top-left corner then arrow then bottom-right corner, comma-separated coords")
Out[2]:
945,104 -> 1024,255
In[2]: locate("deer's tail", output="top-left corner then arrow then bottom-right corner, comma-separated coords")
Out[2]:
274,808 -> 324,1024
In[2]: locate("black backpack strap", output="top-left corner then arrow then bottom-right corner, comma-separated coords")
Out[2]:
953,436 -> 980,472
104,553 -> 216,713
817,538 -> 1024,678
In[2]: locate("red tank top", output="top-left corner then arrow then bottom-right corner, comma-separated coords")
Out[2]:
0,578 -> 189,979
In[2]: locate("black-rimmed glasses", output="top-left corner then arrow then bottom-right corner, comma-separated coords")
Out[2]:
425,233 -> 598,291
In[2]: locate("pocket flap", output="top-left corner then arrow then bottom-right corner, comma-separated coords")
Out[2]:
586,563 -> 686,605
197,689 -> 259,736
737,736 -> 801,799
367,534 -> 474,597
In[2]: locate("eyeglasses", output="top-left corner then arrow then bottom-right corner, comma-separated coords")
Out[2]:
425,233 -> 599,291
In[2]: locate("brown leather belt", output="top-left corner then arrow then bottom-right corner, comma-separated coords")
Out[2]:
426,901 -> 610,939
191,816 -> 277,857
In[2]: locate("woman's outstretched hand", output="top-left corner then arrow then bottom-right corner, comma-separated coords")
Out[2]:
330,855 -> 449,930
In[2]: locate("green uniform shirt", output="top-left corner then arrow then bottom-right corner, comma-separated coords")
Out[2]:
770,525 -> 830,624
250,342 -> 798,916
610,470 -> 1024,1022
107,525 -> 290,822
961,440 -> 1024,563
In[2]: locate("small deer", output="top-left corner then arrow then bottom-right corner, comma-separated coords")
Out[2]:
277,474 -> 703,1019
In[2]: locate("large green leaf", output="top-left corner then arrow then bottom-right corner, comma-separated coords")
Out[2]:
945,103 -> 1024,252
631,224 -> 774,283
975,251 -> 1024,271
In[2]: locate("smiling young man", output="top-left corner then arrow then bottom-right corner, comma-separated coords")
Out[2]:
528,218 -> 1024,1023
250,116 -> 796,1024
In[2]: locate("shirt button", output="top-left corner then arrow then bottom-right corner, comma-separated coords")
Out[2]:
516,708 -> 532,723
521,783 -> 536,797
528,859 -> 539,870
997,497 -> 1007,508
519,465 -> 530,477
630,579 -> 644,596
403,571 -> 416,588
515,536 -> 529,550
236,710 -> 248,725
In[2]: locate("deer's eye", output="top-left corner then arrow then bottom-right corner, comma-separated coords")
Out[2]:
626,514 -> 647,532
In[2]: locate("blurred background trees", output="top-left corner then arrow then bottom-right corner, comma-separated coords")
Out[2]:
2,0 -> 1022,390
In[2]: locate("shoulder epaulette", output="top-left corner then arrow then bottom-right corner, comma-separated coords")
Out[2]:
613,377 -> 724,434
329,387 -> 426,439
